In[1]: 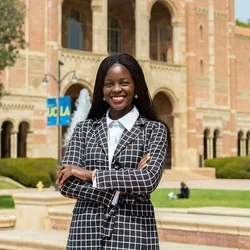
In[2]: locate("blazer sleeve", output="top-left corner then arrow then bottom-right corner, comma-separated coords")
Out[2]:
95,121 -> 167,194
59,121 -> 117,207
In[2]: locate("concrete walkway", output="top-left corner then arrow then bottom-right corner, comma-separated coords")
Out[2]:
160,242 -> 238,250
158,179 -> 250,190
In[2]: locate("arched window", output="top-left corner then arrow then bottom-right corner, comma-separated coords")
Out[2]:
150,1 -> 172,63
203,129 -> 210,160
108,16 -> 122,54
67,10 -> 84,50
237,131 -> 243,156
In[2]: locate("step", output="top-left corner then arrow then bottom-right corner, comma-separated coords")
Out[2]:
0,209 -> 15,229
0,229 -> 68,250
0,229 -> 239,250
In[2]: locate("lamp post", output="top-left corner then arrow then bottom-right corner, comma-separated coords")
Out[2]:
42,60 -> 78,165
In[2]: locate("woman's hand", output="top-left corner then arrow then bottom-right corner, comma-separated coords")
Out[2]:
137,153 -> 150,170
56,164 -> 93,188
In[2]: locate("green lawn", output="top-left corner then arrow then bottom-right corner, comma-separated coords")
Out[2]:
1,188 -> 250,210
0,179 -> 21,189
151,188 -> 250,208
0,195 -> 15,209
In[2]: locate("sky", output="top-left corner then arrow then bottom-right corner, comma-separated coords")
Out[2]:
235,0 -> 250,22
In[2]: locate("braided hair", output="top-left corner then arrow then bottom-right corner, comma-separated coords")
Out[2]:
87,53 -> 159,121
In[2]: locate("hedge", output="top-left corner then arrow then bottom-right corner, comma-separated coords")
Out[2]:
205,157 -> 250,179
0,158 -> 57,187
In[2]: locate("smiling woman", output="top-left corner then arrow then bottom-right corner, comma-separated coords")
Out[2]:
57,53 -> 168,250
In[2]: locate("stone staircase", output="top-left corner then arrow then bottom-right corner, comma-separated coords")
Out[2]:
0,191 -> 250,250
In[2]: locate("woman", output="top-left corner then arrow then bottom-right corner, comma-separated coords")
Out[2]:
57,53 -> 167,249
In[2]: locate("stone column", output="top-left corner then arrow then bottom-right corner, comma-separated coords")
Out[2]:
11,131 -> 18,158
135,0 -> 149,60
172,112 -> 180,169
172,21 -> 182,64
209,137 -> 213,159
91,0 -> 107,54
241,138 -> 246,157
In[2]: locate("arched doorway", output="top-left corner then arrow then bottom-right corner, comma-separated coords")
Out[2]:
213,129 -> 220,158
246,131 -> 250,156
237,131 -> 244,156
203,129 -> 210,160
153,92 -> 173,169
150,1 -> 173,62
17,122 -> 30,157
1,121 -> 13,158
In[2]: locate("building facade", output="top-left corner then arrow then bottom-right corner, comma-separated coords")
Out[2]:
1,0 -> 250,170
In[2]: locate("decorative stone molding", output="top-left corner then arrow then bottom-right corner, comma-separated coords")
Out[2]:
1,103 -> 34,111
194,7 -> 208,15
59,49 -> 102,65
214,12 -> 228,19
150,61 -> 182,74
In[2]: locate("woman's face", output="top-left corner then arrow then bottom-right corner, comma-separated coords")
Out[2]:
103,63 -> 135,120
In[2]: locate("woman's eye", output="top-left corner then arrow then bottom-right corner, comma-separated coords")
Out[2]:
104,82 -> 112,87
121,82 -> 129,86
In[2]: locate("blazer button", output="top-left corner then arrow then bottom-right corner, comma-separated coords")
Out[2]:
113,162 -> 121,170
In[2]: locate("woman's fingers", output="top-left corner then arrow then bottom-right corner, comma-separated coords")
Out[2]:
137,153 -> 150,169
56,164 -> 73,185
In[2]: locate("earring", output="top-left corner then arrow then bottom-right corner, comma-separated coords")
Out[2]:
134,94 -> 138,99
103,97 -> 106,101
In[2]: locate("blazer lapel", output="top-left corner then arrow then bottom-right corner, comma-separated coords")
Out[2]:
113,116 -> 146,157
94,116 -> 109,156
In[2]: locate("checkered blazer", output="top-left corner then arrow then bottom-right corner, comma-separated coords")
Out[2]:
60,115 -> 167,250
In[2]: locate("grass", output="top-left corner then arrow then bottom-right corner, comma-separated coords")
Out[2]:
0,179 -> 21,189
0,195 -> 14,209
1,188 -> 250,210
151,188 -> 250,208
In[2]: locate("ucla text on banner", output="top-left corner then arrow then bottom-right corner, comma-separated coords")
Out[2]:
47,96 -> 71,126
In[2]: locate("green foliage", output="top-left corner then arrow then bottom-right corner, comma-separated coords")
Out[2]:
0,195 -> 14,209
0,0 -> 26,70
0,158 -> 57,187
151,188 -> 250,208
235,19 -> 250,28
205,157 -> 250,179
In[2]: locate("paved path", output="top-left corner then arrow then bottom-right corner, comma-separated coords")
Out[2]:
158,179 -> 250,190
160,242 -> 237,250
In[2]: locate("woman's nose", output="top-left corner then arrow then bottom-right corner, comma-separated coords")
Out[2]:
112,83 -> 121,92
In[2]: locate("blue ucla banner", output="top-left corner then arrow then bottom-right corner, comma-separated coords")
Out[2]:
47,96 -> 71,126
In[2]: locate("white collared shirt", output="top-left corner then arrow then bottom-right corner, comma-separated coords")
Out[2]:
93,106 -> 139,205
106,106 -> 139,169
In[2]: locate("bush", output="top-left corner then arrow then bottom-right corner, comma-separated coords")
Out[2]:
0,158 -> 57,187
205,157 -> 250,179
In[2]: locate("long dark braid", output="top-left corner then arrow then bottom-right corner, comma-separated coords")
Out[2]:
87,53 -> 159,121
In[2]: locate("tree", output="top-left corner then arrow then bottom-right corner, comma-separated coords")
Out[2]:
0,0 -> 26,71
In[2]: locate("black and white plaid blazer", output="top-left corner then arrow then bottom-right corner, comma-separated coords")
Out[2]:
60,115 -> 167,250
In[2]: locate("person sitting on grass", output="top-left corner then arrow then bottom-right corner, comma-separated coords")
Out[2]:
177,181 -> 190,199
168,181 -> 190,200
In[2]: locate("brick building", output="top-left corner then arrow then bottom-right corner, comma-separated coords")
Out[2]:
1,0 -> 250,171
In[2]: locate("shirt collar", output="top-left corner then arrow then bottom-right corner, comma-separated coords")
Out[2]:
106,106 -> 139,131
